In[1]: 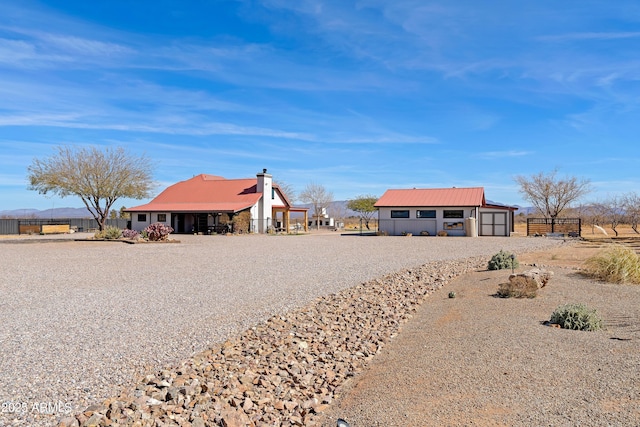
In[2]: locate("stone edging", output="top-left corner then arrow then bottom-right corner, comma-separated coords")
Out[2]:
59,256 -> 488,427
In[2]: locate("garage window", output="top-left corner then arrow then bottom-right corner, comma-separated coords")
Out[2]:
391,210 -> 410,218
417,210 -> 436,218
443,210 -> 464,218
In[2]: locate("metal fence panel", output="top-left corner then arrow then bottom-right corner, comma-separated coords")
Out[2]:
0,219 -> 19,235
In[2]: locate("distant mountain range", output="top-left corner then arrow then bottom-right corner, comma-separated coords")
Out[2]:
0,207 -> 93,218
0,202 -> 535,219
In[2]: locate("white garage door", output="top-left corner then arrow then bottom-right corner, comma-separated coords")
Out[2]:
480,212 -> 507,236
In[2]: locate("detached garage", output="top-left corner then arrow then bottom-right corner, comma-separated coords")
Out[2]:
374,187 -> 516,236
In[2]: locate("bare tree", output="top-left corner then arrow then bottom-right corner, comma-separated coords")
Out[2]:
347,194 -> 378,230
515,170 -> 591,221
274,180 -> 297,204
602,195 -> 625,237
28,145 -> 155,231
299,182 -> 333,230
580,201 -> 609,235
622,192 -> 640,234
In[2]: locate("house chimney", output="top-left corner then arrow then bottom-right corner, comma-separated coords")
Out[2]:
256,169 -> 273,233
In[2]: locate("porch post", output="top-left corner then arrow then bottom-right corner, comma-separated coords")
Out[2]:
284,209 -> 290,233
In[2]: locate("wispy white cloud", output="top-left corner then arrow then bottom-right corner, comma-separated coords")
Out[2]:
476,150 -> 533,160
0,113 -> 314,140
0,25 -> 134,68
538,32 -> 640,42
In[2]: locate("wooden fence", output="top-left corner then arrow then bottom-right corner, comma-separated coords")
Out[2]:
527,218 -> 581,237
0,218 -> 128,235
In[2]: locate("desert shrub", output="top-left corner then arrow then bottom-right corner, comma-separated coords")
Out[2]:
376,230 -> 389,236
488,250 -> 519,271
144,222 -> 174,241
437,230 -> 448,237
549,303 -> 603,331
104,226 -> 123,240
94,226 -> 122,240
122,229 -> 139,240
496,276 -> 537,298
584,245 -> 640,284
232,211 -> 251,234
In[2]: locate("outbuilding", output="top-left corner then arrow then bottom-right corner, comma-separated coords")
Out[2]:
374,187 -> 516,236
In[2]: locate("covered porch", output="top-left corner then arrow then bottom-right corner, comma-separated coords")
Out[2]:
171,212 -> 233,234
273,207 -> 309,233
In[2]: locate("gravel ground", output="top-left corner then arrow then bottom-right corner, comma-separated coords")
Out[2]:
320,267 -> 640,427
0,233 -> 563,426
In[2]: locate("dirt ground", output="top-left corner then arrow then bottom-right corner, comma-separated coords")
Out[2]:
319,237 -> 640,427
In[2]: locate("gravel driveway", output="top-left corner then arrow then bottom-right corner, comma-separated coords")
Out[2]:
0,233 -> 562,426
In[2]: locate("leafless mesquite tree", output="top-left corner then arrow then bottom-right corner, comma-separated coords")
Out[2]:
515,170 -> 591,220
28,145 -> 155,231
299,182 -> 333,230
274,180 -> 297,204
622,192 -> 640,234
602,195 -> 625,237
576,202 -> 608,234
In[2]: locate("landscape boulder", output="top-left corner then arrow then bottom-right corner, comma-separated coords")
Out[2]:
509,268 -> 553,289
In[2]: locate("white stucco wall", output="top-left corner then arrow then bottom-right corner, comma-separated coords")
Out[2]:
130,212 -> 171,232
377,207 -> 478,236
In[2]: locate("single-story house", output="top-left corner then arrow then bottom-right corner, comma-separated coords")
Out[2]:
126,169 -> 308,234
374,187 -> 516,236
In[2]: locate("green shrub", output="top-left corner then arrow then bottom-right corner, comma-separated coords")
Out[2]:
94,226 -> 122,240
584,245 -> 640,284
549,303 -> 603,331
103,226 -> 123,240
488,250 -> 519,271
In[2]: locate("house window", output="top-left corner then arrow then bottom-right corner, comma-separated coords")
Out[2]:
157,214 -> 167,222
443,210 -> 464,218
391,210 -> 410,218
444,221 -> 464,230
417,210 -> 436,218
137,214 -> 147,222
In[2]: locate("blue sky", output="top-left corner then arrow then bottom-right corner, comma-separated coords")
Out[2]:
1,0 -> 639,210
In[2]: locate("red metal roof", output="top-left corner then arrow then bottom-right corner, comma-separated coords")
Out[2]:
374,187 -> 486,207
128,174 -> 265,213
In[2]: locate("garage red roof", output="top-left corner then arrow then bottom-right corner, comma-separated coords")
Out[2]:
128,174 -> 266,213
375,187 -> 486,207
